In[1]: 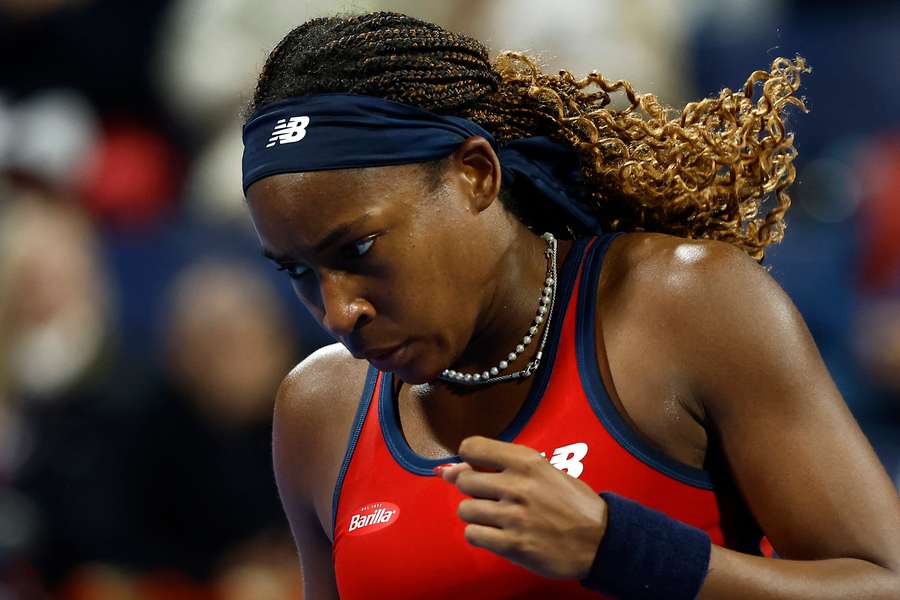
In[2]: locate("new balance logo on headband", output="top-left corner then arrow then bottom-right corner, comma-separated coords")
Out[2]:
266,116 -> 310,148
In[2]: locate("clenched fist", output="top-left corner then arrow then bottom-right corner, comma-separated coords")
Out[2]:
437,435 -> 608,580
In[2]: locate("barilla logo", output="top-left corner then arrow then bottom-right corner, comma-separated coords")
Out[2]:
266,116 -> 310,148
347,501 -> 400,536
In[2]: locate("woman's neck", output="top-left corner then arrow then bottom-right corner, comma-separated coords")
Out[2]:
446,228 -> 572,380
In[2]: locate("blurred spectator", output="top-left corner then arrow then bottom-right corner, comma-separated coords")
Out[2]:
162,259 -> 295,430
0,200 -> 113,402
154,0 -> 335,225
0,88 -> 181,232
0,191 -> 135,591
123,259 -> 299,585
0,85 -> 122,597
0,90 -> 98,194
1,0 -> 186,233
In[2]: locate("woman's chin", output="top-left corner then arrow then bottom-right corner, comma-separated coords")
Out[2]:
372,342 -> 457,384
391,364 -> 442,385
391,356 -> 446,385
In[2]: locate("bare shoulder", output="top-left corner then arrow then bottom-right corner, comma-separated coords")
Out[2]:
603,232 -> 770,297
606,232 -> 826,407
601,232 -> 787,334
276,342 -> 371,425
598,232 -> 805,413
273,342 -> 371,527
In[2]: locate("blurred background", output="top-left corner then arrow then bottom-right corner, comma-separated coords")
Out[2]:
1,0 -> 899,598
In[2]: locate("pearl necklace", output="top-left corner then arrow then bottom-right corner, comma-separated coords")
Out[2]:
439,232 -> 557,386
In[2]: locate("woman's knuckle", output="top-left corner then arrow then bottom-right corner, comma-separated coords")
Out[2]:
503,505 -> 526,528
514,477 -> 537,500
519,451 -> 544,472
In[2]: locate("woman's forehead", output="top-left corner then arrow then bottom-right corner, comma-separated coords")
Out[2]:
246,165 -> 429,249
248,163 -> 427,211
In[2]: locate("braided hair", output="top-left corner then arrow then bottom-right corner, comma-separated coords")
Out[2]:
248,12 -> 808,260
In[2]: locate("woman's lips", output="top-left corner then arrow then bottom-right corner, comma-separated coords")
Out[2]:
365,343 -> 407,369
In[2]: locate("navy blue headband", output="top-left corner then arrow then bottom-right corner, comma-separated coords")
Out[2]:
241,93 -> 603,234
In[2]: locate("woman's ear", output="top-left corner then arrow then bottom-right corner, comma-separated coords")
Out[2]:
449,136 -> 502,213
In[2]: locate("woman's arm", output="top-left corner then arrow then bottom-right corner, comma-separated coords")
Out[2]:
670,239 -> 900,598
272,347 -> 361,600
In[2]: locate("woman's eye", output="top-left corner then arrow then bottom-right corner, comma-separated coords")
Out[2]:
277,264 -> 310,280
346,236 -> 376,258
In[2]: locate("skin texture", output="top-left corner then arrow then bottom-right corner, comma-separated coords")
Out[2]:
250,139 -> 900,599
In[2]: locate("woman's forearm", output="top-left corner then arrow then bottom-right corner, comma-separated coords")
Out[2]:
697,545 -> 900,600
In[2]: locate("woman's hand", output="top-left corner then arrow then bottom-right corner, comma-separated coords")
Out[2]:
437,435 -> 607,580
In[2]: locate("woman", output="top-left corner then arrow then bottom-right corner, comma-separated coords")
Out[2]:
241,12 -> 900,600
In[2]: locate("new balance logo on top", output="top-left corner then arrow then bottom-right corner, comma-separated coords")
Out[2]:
347,501 -> 400,536
541,442 -> 589,479
266,116 -> 310,148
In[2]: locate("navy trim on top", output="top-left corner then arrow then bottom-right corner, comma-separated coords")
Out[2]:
331,365 -> 380,537
379,236 -> 593,476
575,233 -> 714,489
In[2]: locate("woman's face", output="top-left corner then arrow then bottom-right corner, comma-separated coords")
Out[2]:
246,154 -> 509,384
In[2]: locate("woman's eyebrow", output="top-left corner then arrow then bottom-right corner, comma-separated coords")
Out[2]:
260,211 -> 377,264
310,212 -> 375,253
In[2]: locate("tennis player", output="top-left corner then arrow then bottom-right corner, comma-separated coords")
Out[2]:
241,12 -> 900,600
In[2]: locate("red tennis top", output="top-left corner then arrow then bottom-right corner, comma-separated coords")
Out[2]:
331,234 -> 743,599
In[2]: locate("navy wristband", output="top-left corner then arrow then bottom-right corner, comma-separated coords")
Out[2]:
580,492 -> 712,600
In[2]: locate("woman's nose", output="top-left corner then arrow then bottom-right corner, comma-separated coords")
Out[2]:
316,270 -> 373,338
